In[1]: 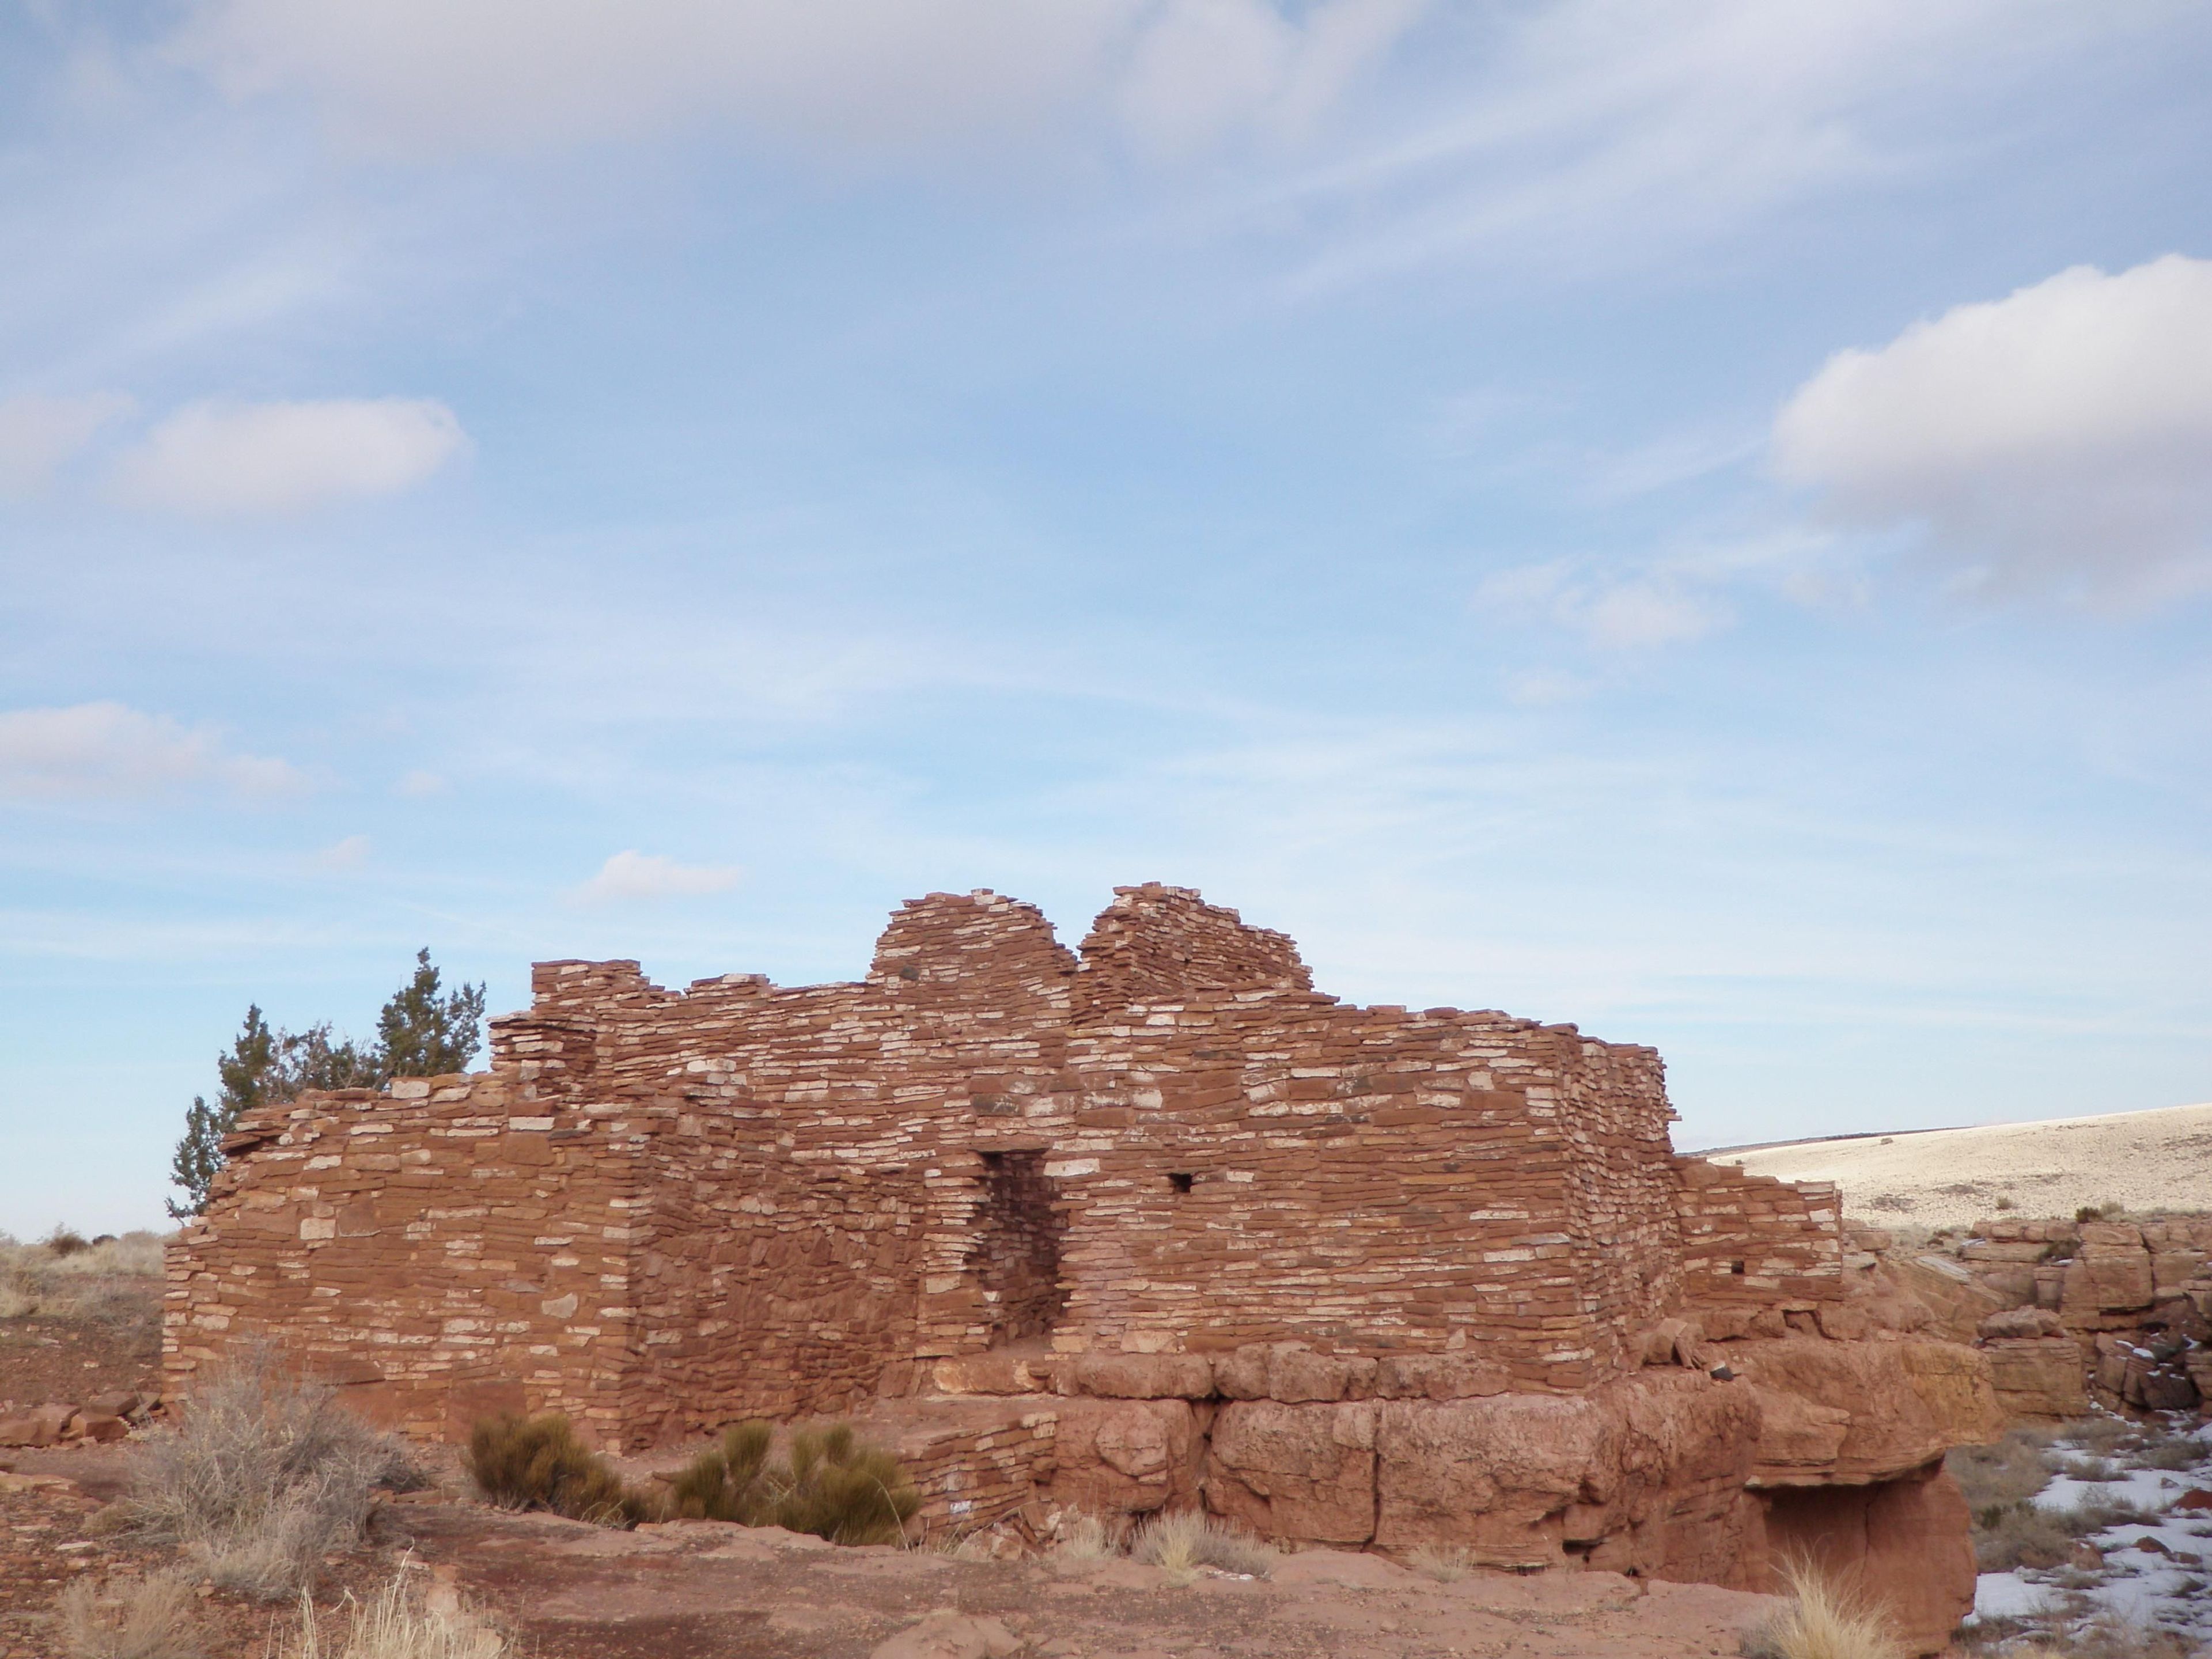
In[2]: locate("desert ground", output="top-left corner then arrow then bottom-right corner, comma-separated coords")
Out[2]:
1705,1101 -> 2212,1231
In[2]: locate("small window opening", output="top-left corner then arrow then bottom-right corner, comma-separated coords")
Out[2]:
1728,1260 -> 1747,1275
1168,1172 -> 1194,1194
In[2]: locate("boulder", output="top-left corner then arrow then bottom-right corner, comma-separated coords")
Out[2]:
0,1403 -> 79,1448
1374,1351 -> 1510,1400
1046,1397 -> 1198,1517
1059,1353 -> 1211,1400
82,1391 -> 142,1420
1208,1399 -> 1377,1545
1214,1344 -> 1376,1403
1980,1337 -> 2089,1422
1978,1306 -> 2065,1340
2063,1252 -> 2154,1317
1728,1339 -> 1999,1483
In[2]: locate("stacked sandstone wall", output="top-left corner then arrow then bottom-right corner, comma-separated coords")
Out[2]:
165,881 -> 2002,1654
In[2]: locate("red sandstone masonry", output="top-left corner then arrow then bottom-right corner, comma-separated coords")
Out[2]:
168,884 -> 1849,1445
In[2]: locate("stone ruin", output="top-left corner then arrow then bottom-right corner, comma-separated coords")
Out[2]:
167,884 -> 2003,1653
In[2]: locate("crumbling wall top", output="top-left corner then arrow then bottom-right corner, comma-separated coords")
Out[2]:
1074,882 -> 1313,1014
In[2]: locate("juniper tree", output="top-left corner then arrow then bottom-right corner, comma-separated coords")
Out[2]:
375,948 -> 488,1078
166,950 -> 487,1218
166,1005 -> 281,1220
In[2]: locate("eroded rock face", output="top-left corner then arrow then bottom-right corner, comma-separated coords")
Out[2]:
1727,1338 -> 2002,1484
1756,1462 -> 1974,1659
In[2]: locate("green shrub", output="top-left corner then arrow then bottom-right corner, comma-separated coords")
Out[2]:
668,1420 -> 916,1545
45,1225 -> 91,1257
464,1414 -> 643,1526
666,1421 -> 776,1524
776,1423 -> 919,1546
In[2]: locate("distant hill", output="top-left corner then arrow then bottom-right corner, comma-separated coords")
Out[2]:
1703,1101 -> 2212,1230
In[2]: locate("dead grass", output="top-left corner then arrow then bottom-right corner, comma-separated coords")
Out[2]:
2135,1432 -> 2206,1472
1973,1502 -> 2075,1571
2001,1618 -> 2200,1659
1951,1428 -> 2059,1514
56,1571 -> 204,1659
2065,1416 -> 2137,1458
0,1229 -> 166,1325
1407,1543 -> 1474,1582
1130,1510 -> 1277,1584
1048,1510 -> 1121,1562
124,1346 -> 419,1600
279,1568 -> 508,1659
1743,1560 -> 1902,1659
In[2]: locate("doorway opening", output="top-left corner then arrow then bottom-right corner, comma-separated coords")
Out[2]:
974,1150 -> 1067,1348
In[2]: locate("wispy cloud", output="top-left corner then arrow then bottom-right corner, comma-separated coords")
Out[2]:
111,397 -> 469,516
0,393 -> 134,497
573,850 -> 743,904
0,702 -> 305,801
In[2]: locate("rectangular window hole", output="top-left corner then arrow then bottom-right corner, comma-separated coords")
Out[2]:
1728,1260 -> 1747,1275
1168,1172 -> 1194,1194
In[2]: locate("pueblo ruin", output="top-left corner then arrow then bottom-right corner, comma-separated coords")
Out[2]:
166,884 -> 2003,1653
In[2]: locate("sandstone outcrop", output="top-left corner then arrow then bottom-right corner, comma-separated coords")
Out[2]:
168,882 -> 1998,1654
1862,1214 -> 2212,1422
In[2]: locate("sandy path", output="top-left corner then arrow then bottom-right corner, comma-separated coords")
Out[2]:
1705,1101 -> 2212,1230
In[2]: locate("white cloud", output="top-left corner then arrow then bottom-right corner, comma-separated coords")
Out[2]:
0,702 -> 304,800
573,850 -> 742,904
0,393 -> 133,497
1774,255 -> 2212,604
174,0 -> 1424,164
111,397 -> 468,517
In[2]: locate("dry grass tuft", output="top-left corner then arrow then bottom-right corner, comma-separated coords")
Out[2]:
1407,1543 -> 1473,1582
56,1570 -> 203,1659
1744,1560 -> 1902,1659
2066,1415 -> 2138,1458
1048,1510 -> 1120,1562
1131,1509 -> 1276,1584
1972,1501 -> 2075,1571
124,1345 -> 418,1600
279,1568 -> 507,1659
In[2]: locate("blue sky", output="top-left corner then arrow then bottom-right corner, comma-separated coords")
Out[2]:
4,1 -> 2211,1235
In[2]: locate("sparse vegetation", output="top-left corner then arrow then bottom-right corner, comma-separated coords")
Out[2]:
664,1419 -> 919,1544
1972,1501 -> 2074,1571
1743,1559 -> 1902,1659
1407,1542 -> 1473,1582
56,1570 -> 203,1659
123,1346 -> 418,1599
1130,1509 -> 1276,1584
1049,1510 -> 1121,1562
280,1567 -> 508,1659
0,1229 -> 166,1325
2136,1431 -> 2205,1472
1950,1427 -> 2058,1514
2067,1416 -> 2137,1458
464,1412 -> 640,1526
